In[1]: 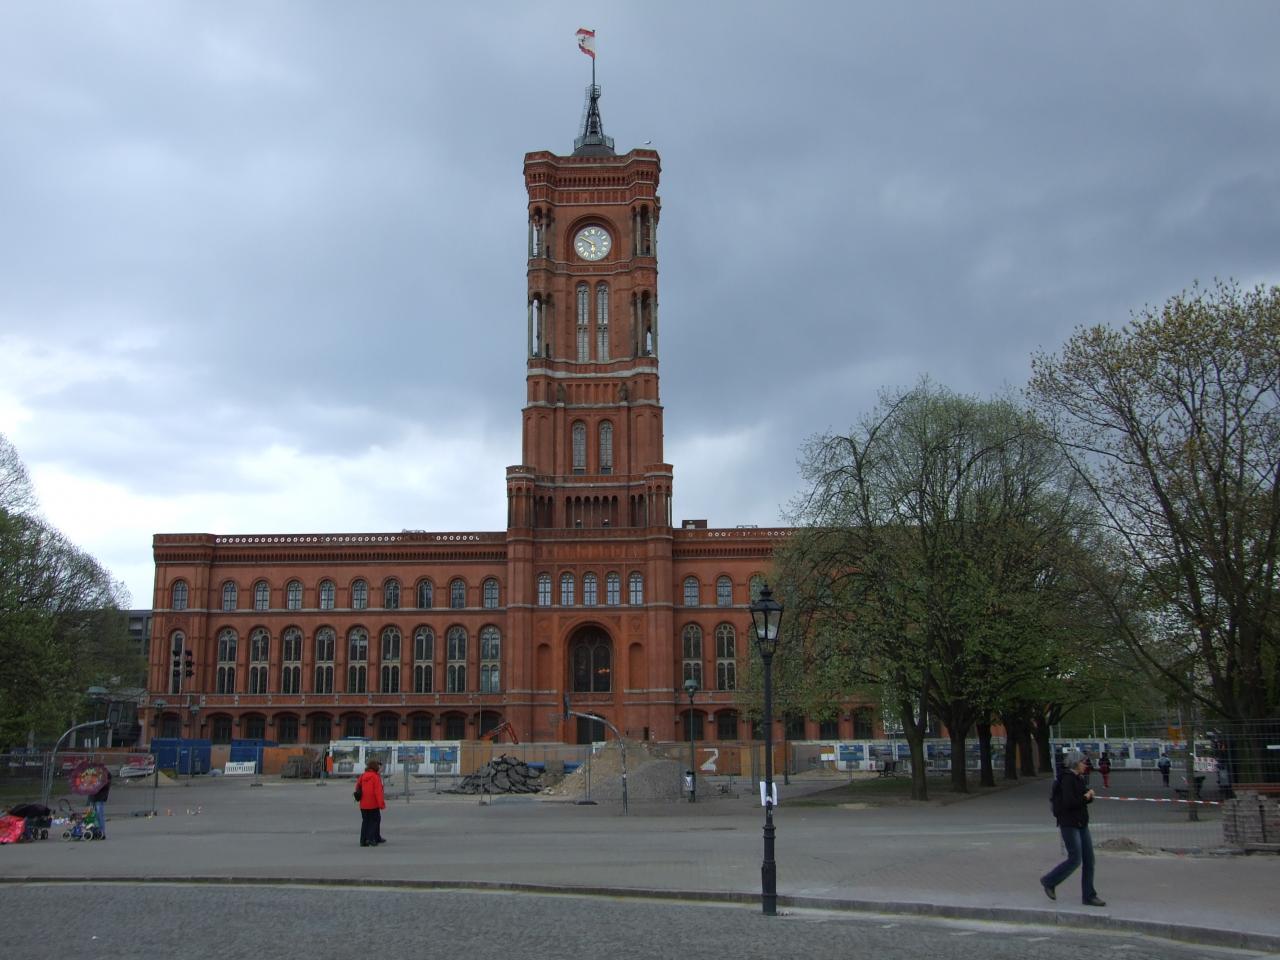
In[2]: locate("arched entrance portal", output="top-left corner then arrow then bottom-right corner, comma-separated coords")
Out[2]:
567,624 -> 613,745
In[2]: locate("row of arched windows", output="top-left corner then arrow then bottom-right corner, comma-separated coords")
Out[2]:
170,577 -> 501,613
195,625 -> 502,697
570,420 -> 613,474
576,282 -> 611,362
684,576 -> 737,607
537,571 -> 643,607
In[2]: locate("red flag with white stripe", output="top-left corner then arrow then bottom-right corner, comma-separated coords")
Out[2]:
576,27 -> 596,59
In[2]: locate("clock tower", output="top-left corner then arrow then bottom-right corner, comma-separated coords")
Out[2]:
505,83 -> 675,742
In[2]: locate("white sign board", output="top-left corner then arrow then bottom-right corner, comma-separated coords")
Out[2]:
224,761 -> 257,776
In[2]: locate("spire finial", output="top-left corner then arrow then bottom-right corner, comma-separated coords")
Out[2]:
572,28 -> 614,157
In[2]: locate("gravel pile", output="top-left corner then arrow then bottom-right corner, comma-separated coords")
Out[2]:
543,740 -> 685,803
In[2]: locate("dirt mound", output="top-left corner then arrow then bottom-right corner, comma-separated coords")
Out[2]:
542,740 -> 684,802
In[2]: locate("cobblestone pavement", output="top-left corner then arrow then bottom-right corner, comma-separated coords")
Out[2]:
3,774 -> 1278,952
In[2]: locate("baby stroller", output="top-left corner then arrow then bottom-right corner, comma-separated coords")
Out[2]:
7,803 -> 53,841
59,799 -> 103,841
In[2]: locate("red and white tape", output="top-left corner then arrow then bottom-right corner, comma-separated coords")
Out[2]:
1095,795 -> 1221,807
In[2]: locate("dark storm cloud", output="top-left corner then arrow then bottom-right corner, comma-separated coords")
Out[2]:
2,1 -> 1279,602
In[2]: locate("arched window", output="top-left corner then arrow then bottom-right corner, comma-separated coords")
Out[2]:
314,627 -> 335,694
716,576 -> 733,607
351,579 -> 368,610
571,421 -> 587,474
384,579 -> 400,610
560,573 -> 576,606
599,422 -> 613,475
628,572 -> 644,605
417,580 -> 433,609
571,631 -> 612,692
171,581 -> 188,611
582,572 -> 598,606
347,628 -> 368,693
281,627 -> 302,694
480,626 -> 501,693
216,629 -> 237,694
595,282 -> 609,361
253,580 -> 270,611
537,573 -> 552,606
606,572 -> 621,605
446,627 -> 467,692
381,627 -> 401,693
449,578 -> 466,609
413,627 -> 434,693
249,628 -> 269,694
682,624 -> 703,688
482,578 -> 499,609
286,580 -> 303,610
683,576 -> 700,606
319,580 -> 335,611
749,575 -> 766,602
576,281 -> 589,361
715,623 -> 737,691
222,581 -> 238,611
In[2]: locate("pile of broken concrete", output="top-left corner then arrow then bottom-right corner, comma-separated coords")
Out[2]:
453,755 -> 545,795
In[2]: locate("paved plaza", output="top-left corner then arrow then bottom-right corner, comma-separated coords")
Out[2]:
3,773 -> 1278,953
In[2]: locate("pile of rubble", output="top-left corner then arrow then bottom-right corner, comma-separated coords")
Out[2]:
453,755 -> 545,795
542,739 -> 685,803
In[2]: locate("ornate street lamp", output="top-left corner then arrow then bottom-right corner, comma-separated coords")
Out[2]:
683,677 -> 699,803
749,583 -> 784,916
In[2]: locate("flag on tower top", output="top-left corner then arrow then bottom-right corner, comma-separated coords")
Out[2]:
576,27 -> 596,59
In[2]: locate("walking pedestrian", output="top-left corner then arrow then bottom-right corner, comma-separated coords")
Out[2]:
1157,752 -> 1171,787
323,750 -> 333,780
1216,760 -> 1233,801
1098,752 -> 1111,790
89,767 -> 112,840
355,758 -> 386,847
1040,750 -> 1105,907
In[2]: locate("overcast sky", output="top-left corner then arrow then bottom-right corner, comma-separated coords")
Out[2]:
2,2 -> 1279,608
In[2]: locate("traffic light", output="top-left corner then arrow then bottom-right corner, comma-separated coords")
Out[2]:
183,651 -> 194,678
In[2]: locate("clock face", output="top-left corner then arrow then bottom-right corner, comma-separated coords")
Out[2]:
574,225 -> 612,261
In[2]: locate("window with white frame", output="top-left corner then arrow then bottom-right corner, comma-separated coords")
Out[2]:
715,623 -> 737,691
446,626 -> 467,693
537,574 -> 552,606
222,581 -> 238,611
249,628 -> 269,694
576,282 -> 589,361
384,579 -> 400,610
582,572 -> 598,606
352,580 -> 368,610
450,578 -> 466,609
417,580 -> 434,608
216,628 -> 237,694
171,581 -> 188,611
347,628 -> 368,693
253,580 -> 270,611
480,626 -> 500,693
599,422 -> 613,474
683,576 -> 699,606
682,624 -> 703,688
319,580 -> 335,610
571,421 -> 586,474
314,627 -> 335,694
716,576 -> 732,607
413,627 -> 434,693
482,578 -> 499,609
281,627 -> 302,694
595,282 -> 609,361
286,580 -> 303,610
628,572 -> 644,605
560,573 -> 575,606
606,572 -> 621,605
381,627 -> 401,693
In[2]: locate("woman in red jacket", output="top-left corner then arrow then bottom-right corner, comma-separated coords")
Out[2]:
356,758 -> 386,847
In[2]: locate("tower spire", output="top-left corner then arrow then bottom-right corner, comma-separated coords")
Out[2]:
573,83 -> 615,157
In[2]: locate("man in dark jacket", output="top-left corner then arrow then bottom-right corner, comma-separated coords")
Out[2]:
89,768 -> 111,840
1040,750 -> 1105,906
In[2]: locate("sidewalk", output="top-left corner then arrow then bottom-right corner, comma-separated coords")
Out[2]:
4,773 -> 1277,951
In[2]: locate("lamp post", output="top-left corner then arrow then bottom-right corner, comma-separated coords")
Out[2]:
749,583 -> 784,917
86,686 -> 108,749
683,677 -> 699,803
